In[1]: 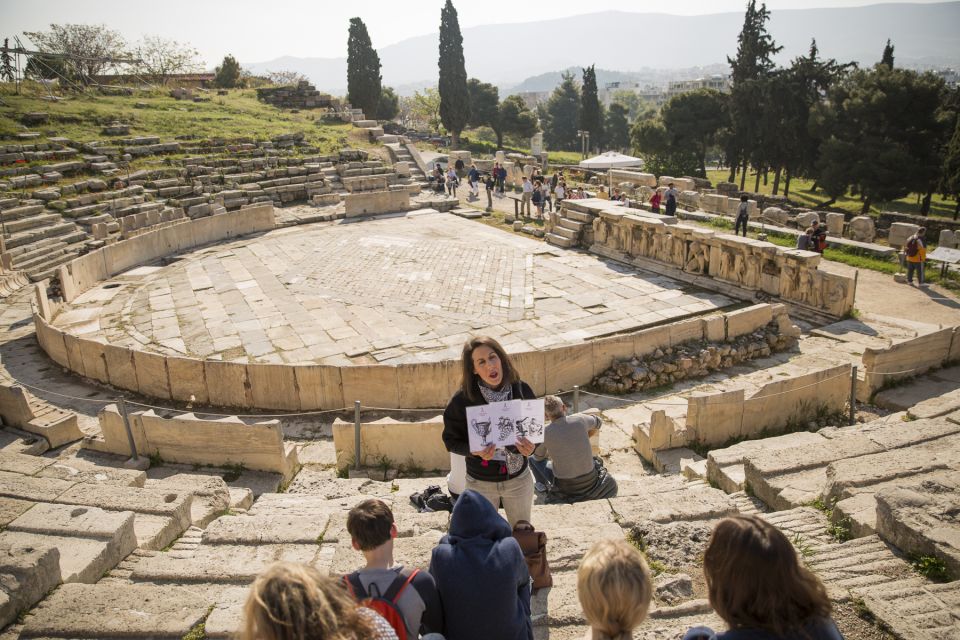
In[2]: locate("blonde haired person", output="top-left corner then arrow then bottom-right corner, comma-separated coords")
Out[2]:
241,562 -> 399,640
577,539 -> 653,640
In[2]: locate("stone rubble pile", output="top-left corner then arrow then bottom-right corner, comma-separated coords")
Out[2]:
592,321 -> 795,395
256,81 -> 343,110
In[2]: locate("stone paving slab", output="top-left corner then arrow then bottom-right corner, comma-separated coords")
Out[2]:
610,486 -> 737,526
0,497 -> 34,528
0,543 -> 60,630
131,543 -> 322,583
54,482 -> 193,524
0,470 -> 74,502
54,213 -> 734,365
851,577 -> 960,640
0,451 -> 55,476
19,583 -> 218,638
0,528 -> 131,584
202,513 -> 329,545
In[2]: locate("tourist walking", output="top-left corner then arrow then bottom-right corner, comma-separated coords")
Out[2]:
734,195 -> 749,237
441,336 -> 537,527
532,181 -> 544,219
446,166 -> 458,196
905,227 -> 928,286
650,190 -> 661,213
555,181 -> 566,208
664,183 -> 679,216
521,176 -> 533,217
468,164 -> 480,200
497,164 -> 507,193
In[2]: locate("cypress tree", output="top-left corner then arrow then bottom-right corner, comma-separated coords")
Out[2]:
438,0 -> 470,148
347,17 -> 382,119
580,65 -> 603,152
880,39 -> 895,68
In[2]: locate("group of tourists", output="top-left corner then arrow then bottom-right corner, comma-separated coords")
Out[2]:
238,334 -> 845,640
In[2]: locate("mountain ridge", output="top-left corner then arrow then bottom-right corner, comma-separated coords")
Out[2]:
243,3 -> 960,96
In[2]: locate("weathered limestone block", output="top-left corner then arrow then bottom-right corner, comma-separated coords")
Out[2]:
608,169 -> 657,188
848,216 -> 876,242
0,543 -> 61,629
826,212 -> 845,236
658,176 -> 695,191
762,207 -> 789,225
344,190 -> 409,217
203,513 -> 330,545
19,583 -> 218,638
875,472 -> 960,580
939,229 -> 957,249
4,503 -> 137,583
701,193 -> 727,214
132,543 -> 322,583
888,222 -> 920,247
795,211 -> 821,229
706,431 -> 825,493
610,485 -> 737,525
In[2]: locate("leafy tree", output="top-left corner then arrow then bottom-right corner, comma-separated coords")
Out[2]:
135,35 -> 202,85
376,86 -> 400,121
214,54 -> 243,88
1,39 -> 14,82
630,117 -> 699,177
346,17 -> 382,118
940,117 -> 960,219
580,65 -> 603,152
496,95 -> 538,148
812,64 -> 946,212
726,0 -> 781,187
24,24 -> 128,85
406,87 -> 442,131
24,52 -> 68,81
661,89 -> 727,177
543,71 -> 580,151
604,102 -> 631,151
264,70 -> 308,86
610,89 -> 645,121
466,78 -> 499,129
880,39 -> 895,68
438,0 -> 470,148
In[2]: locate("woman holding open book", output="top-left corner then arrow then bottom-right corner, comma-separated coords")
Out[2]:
441,336 -> 537,527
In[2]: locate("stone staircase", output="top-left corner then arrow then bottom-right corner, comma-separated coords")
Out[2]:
0,202 -> 87,281
384,142 -> 429,188
546,199 -> 597,248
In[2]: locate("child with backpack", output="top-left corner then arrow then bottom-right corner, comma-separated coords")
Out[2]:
344,499 -> 444,639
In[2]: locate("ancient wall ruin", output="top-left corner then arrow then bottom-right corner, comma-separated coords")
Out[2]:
589,209 -> 856,318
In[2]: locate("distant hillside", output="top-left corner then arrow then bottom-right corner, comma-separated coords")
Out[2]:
504,65 -> 730,95
244,2 -> 960,96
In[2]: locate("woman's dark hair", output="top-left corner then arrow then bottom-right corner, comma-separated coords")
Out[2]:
460,336 -> 521,403
740,194 -> 748,202
704,515 -> 831,636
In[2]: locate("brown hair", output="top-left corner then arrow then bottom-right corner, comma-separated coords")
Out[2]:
577,539 -> 653,640
459,336 -> 521,403
704,515 -> 831,635
346,499 -> 394,551
241,562 -> 376,640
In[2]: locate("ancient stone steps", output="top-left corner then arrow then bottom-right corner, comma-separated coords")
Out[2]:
849,577 -> 960,640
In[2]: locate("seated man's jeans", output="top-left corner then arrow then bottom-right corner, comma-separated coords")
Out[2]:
529,457 -> 554,486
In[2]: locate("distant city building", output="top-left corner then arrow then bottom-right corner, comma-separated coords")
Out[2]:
515,91 -> 550,110
599,75 -> 730,108
665,75 -> 731,99
935,68 -> 958,89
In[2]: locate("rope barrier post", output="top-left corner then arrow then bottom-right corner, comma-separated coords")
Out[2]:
573,385 -> 580,413
117,397 -> 140,464
849,366 -> 857,426
353,400 -> 362,471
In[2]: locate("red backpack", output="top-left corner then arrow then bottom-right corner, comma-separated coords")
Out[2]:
343,569 -> 418,640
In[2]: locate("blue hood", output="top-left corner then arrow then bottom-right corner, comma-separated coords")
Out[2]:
447,489 -> 513,542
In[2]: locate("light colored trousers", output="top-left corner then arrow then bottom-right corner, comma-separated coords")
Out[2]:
465,466 -> 534,527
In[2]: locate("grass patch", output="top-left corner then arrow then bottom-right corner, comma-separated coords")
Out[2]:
826,516 -> 854,543
221,463 -> 244,483
791,532 -> 815,559
148,452 -> 163,467
706,169 -> 957,219
909,554 -> 951,582
625,527 -> 669,576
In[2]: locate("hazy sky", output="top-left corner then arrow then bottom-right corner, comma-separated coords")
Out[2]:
2,0 -> 950,66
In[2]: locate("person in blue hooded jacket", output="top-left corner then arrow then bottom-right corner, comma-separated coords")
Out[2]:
428,490 -> 532,640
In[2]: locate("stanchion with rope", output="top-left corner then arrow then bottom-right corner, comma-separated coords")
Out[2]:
353,400 -> 362,470
849,366 -> 858,426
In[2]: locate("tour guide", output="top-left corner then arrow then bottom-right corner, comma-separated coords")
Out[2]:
441,336 -> 537,527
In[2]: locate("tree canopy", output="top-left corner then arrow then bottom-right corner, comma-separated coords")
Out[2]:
438,0 -> 470,148
377,86 -> 400,121
580,65 -> 604,151
661,89 -> 727,177
542,71 -> 581,151
346,17 -> 382,119
24,23 -> 128,85
213,54 -> 243,88
135,35 -> 203,85
496,95 -> 538,148
604,102 -> 631,152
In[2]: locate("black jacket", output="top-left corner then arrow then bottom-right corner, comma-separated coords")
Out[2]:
442,380 -> 535,482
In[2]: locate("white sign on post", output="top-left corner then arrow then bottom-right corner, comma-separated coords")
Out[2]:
466,399 -> 545,451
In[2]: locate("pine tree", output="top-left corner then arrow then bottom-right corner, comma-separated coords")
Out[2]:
726,0 -> 782,187
543,72 -> 581,151
579,65 -> 603,152
1,39 -> 15,83
438,0 -> 470,148
347,18 -> 382,119
214,54 -> 243,89
604,103 -> 631,152
881,39 -> 895,68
